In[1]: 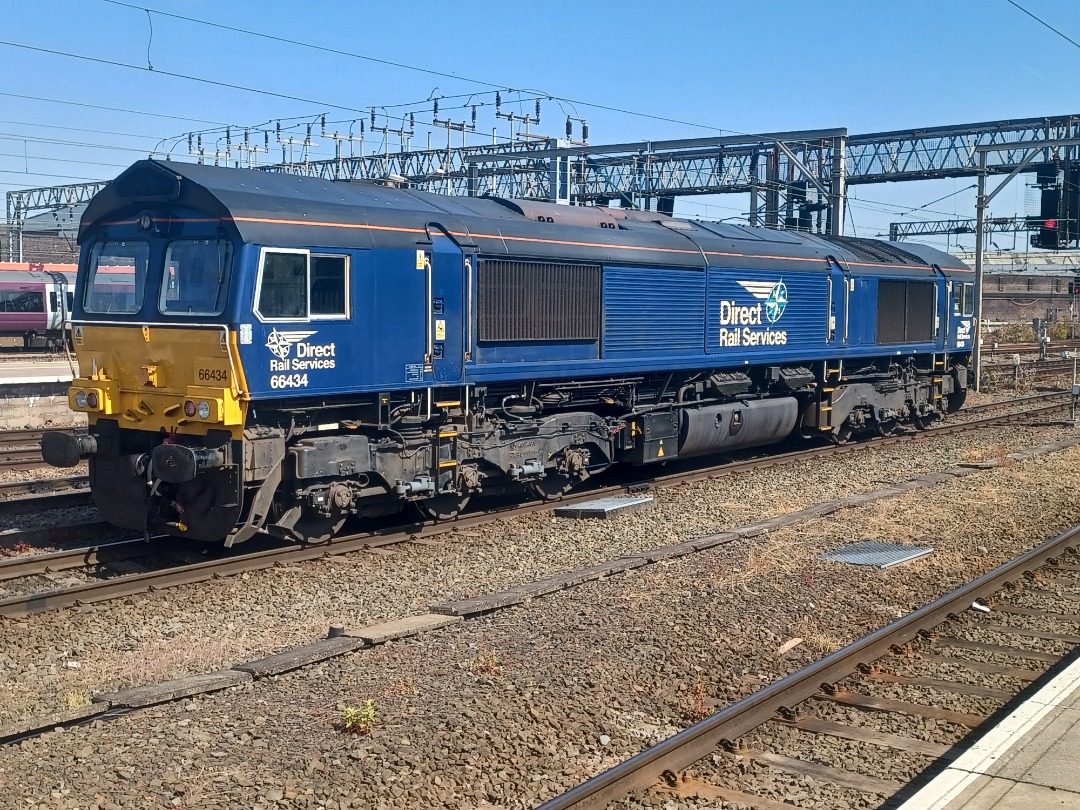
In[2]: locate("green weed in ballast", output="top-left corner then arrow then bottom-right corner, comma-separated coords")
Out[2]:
340,700 -> 377,735
61,689 -> 91,709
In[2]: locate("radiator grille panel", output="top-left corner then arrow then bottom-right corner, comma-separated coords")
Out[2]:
877,280 -> 934,344
478,260 -> 600,342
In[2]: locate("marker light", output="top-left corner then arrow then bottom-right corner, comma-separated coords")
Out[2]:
183,400 -> 196,418
86,391 -> 99,409
75,391 -> 88,408
196,400 -> 211,420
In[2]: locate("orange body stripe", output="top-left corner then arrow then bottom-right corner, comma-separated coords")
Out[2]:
93,214 -> 970,274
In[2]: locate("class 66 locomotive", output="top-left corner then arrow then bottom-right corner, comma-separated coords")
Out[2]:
40,160 -> 974,545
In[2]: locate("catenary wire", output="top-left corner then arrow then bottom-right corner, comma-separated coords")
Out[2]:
100,0 -> 739,134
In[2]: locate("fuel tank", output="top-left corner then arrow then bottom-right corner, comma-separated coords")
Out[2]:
678,398 -> 798,459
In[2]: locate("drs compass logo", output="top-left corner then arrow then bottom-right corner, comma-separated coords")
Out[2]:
266,328 -> 316,360
718,279 -> 791,347
763,280 -> 788,324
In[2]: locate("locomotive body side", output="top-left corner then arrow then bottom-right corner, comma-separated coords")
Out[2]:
42,160 -> 972,544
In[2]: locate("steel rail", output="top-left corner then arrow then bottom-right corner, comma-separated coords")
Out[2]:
0,473 -> 86,498
0,513 -> 508,618
960,391 -> 1068,413
0,534 -> 145,582
0,448 -> 48,472
536,524 -> 1080,810
0,429 -> 44,446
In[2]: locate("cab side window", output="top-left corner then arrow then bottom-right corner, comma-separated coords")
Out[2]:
310,255 -> 348,318
257,251 -> 307,319
256,249 -> 348,321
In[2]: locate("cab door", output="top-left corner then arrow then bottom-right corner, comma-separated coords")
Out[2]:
425,225 -> 465,384
826,256 -> 846,346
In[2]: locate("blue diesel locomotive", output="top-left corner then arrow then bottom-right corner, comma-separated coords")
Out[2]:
41,160 -> 973,544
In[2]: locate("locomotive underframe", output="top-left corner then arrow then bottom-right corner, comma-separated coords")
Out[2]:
80,352 -> 967,544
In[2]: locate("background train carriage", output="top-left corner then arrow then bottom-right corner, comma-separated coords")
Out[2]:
0,266 -> 75,350
44,160 -> 973,544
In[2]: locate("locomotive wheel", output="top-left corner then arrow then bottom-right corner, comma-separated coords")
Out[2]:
912,410 -> 938,431
946,389 -> 967,413
415,493 -> 470,521
876,418 -> 898,437
528,472 -> 575,501
266,514 -> 347,544
829,423 -> 851,445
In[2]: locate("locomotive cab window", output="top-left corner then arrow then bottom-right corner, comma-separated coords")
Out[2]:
159,239 -> 233,316
84,241 -> 149,314
310,255 -> 348,318
960,282 -> 974,317
255,249 -> 348,321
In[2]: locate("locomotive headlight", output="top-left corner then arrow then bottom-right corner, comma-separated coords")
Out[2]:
86,391 -> 99,410
196,400 -> 211,420
183,400 -> 196,418
75,391 -> 88,408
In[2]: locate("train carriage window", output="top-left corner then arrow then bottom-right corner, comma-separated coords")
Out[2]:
256,250 -> 308,320
158,239 -> 232,316
84,241 -> 149,314
0,291 -> 44,312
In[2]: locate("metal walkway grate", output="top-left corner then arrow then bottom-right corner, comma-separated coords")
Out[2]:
820,540 -> 933,568
553,496 -> 653,520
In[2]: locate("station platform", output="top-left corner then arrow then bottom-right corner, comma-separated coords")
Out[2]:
0,361 -> 77,427
897,650 -> 1080,809
0,358 -> 75,384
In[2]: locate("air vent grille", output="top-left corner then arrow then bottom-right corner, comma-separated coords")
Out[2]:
478,260 -> 600,342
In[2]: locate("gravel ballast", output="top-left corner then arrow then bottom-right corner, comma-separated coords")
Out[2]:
0,422 -> 1077,807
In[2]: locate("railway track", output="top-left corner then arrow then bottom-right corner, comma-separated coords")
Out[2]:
0,474 -> 90,512
0,397 -> 1071,619
0,447 -> 48,472
983,358 -> 1079,385
539,524 -> 1080,809
983,339 -> 1080,358
0,534 -> 145,582
0,428 -> 47,472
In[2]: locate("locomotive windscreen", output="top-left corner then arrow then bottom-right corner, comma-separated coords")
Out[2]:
478,260 -> 600,342
877,279 -> 934,344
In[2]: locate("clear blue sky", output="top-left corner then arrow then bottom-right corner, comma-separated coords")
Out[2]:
3,0 -> 1079,251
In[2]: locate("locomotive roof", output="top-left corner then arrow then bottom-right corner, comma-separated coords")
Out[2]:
0,268 -> 75,284
81,160 -> 970,275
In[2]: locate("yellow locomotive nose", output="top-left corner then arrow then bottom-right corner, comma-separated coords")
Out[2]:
66,324 -> 247,437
